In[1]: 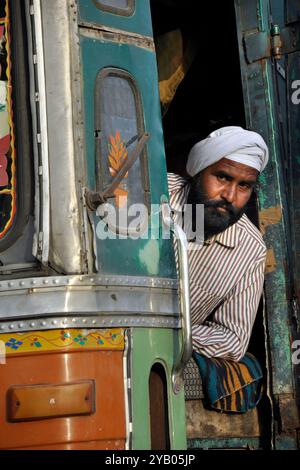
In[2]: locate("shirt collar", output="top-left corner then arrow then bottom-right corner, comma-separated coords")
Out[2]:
204,222 -> 240,248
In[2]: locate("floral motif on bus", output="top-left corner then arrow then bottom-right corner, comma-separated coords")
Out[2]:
108,130 -> 129,208
0,1 -> 17,239
2,329 -> 125,355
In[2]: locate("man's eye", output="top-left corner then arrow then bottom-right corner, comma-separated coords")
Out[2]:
239,183 -> 251,190
217,175 -> 227,181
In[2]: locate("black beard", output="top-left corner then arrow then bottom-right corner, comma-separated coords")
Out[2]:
187,177 -> 245,239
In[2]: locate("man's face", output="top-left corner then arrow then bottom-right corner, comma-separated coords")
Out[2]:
187,158 -> 259,238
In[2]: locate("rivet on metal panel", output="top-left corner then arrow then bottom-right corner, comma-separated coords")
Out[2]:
30,322 -> 35,328
8,282 -> 14,288
52,320 -> 57,325
9,324 -> 14,330
19,282 -> 25,287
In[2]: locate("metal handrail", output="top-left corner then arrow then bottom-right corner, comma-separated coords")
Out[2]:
161,202 -> 192,394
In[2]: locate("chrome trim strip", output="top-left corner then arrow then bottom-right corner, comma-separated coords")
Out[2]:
32,0 -> 50,263
0,274 -> 178,293
123,329 -> 131,451
0,287 -> 179,319
0,315 -> 180,334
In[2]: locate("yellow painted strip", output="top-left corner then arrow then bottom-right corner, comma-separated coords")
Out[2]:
0,329 -> 125,355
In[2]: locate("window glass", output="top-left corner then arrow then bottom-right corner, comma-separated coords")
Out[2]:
95,69 -> 148,211
94,0 -> 134,16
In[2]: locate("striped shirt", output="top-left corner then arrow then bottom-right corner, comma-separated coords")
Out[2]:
168,173 -> 267,362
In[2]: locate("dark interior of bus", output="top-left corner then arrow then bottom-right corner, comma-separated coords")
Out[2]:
150,0 -> 271,445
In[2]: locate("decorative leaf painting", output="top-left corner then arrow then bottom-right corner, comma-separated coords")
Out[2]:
108,130 -> 129,208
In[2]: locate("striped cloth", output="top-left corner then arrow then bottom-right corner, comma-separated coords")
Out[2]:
168,173 -> 267,362
193,351 -> 263,413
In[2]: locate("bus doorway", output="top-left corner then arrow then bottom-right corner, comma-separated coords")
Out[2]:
150,0 -> 272,449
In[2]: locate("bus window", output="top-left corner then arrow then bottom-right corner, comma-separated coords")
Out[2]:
95,68 -> 149,210
93,0 -> 135,16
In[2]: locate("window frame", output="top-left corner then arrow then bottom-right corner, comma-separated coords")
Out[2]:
93,0 -> 135,17
94,66 -> 150,210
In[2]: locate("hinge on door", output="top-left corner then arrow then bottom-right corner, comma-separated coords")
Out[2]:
244,23 -> 300,63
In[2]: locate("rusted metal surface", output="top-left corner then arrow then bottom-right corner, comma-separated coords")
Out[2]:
78,21 -> 155,51
185,400 -> 260,439
276,394 -> 299,433
259,206 -> 282,236
265,248 -> 277,274
235,0 -> 294,402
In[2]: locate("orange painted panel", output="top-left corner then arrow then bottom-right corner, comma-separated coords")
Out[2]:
17,440 -> 125,450
0,350 -> 126,449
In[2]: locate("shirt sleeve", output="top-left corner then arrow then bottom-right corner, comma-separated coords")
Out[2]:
192,248 -> 266,361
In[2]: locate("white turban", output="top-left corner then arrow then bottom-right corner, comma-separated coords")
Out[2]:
186,126 -> 269,176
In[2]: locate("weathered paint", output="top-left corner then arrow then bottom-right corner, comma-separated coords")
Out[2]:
259,205 -> 282,236
235,0 -> 300,449
80,34 -> 176,277
235,0 -> 294,399
188,437 -> 261,450
265,248 -> 277,274
131,328 -> 187,450
186,400 -> 260,440
78,0 -> 153,37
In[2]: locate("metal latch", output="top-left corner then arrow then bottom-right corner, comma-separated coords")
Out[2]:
244,23 -> 300,63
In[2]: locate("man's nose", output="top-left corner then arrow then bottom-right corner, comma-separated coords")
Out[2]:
221,184 -> 236,204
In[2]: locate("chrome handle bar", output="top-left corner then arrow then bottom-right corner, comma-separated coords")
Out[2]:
161,202 -> 192,394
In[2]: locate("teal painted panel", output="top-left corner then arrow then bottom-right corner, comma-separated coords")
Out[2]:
78,0 -> 153,37
80,36 -> 176,277
234,0 -> 294,397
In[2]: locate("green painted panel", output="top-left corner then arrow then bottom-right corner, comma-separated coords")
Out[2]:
78,0 -> 153,37
234,0 -> 294,396
131,328 -> 186,450
80,36 -> 176,277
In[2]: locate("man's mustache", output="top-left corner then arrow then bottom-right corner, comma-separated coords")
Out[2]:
204,200 -> 240,217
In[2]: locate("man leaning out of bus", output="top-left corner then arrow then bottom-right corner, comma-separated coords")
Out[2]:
168,126 -> 268,362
